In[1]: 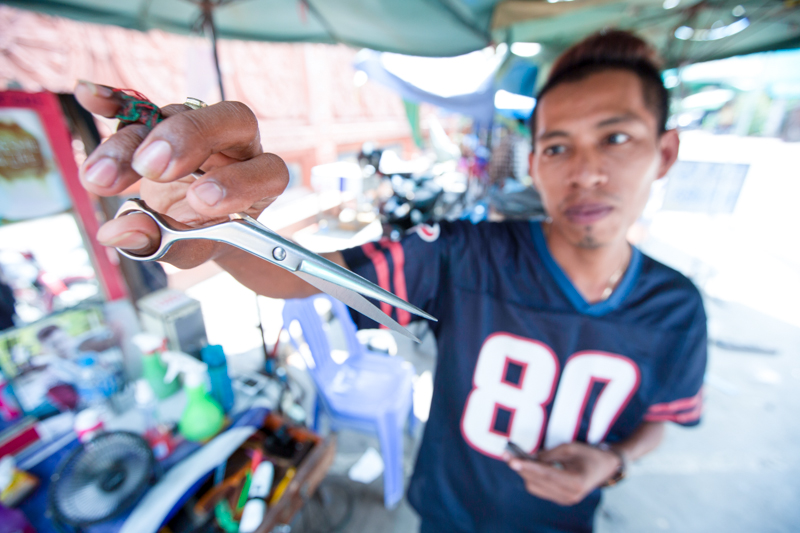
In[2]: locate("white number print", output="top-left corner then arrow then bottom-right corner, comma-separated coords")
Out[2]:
545,352 -> 640,449
460,335 -> 640,459
460,334 -> 559,459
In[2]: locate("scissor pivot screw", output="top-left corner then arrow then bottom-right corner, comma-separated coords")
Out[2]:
273,247 -> 287,261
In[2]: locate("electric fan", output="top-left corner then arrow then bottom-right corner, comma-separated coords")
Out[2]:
48,431 -> 155,530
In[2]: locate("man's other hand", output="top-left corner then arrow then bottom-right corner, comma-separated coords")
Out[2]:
503,442 -> 621,506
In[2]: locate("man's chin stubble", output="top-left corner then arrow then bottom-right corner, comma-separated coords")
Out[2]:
577,226 -> 601,249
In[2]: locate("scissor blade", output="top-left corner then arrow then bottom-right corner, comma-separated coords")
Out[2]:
294,271 -> 420,343
233,212 -> 435,322
298,257 -> 436,322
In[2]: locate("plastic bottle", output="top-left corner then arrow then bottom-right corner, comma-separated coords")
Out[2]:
238,461 -> 274,533
134,380 -> 176,460
162,350 -> 225,442
75,354 -> 116,406
74,408 -> 104,442
132,333 -> 180,400
201,344 -> 234,413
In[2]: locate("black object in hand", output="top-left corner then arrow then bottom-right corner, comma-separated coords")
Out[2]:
505,441 -> 539,461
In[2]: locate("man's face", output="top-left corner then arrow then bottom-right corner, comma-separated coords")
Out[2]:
530,69 -> 679,249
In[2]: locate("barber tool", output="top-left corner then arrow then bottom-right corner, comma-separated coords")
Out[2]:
238,461 -> 275,533
193,463 -> 249,518
109,91 -> 435,341
114,199 -> 433,341
505,441 -> 564,470
268,467 -> 295,506
505,441 -> 539,462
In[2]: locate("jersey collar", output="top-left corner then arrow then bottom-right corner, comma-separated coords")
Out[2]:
530,221 -> 642,317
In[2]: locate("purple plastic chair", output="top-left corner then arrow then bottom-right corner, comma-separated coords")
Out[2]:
282,294 -> 416,508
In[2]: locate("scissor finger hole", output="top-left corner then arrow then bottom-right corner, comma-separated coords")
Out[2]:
109,210 -> 164,258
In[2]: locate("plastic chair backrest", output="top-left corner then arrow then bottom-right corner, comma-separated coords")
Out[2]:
326,295 -> 366,361
281,294 -> 365,386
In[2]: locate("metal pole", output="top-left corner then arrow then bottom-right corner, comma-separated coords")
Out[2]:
202,0 -> 226,101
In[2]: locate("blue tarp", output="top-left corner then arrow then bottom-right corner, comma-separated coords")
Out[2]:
354,50 -> 497,126
353,50 -> 538,126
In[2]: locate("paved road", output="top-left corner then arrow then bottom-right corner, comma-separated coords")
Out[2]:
598,298 -> 800,533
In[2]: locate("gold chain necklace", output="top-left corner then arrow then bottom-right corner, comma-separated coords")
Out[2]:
600,263 -> 626,301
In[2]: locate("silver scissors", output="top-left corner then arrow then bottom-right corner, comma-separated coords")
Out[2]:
113,198 -> 435,342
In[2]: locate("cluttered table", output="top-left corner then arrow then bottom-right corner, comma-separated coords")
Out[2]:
10,396 -> 336,532
1,331 -> 336,533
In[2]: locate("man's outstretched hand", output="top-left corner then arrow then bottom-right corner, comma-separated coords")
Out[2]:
74,80 -> 289,268
503,442 -> 622,506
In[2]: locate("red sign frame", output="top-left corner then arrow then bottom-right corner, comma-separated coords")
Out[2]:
0,90 -> 128,301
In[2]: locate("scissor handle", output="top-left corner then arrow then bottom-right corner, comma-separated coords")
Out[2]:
113,198 -> 198,261
112,198 -> 303,272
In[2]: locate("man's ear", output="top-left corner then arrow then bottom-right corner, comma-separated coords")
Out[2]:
656,129 -> 680,180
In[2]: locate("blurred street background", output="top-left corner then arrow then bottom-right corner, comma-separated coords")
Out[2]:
1,1 -> 799,532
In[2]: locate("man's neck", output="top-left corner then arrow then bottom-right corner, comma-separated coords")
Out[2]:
544,222 -> 631,304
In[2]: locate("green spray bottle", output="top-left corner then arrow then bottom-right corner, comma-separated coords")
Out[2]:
132,333 -> 180,400
162,350 -> 225,442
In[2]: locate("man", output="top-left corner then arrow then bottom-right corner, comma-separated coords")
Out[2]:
76,30 -> 706,533
488,118 -> 530,186
0,276 -> 16,331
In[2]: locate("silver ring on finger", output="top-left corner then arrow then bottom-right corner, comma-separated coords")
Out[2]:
184,97 -> 208,110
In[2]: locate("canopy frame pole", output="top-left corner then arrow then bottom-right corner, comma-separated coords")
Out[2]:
301,0 -> 343,43
200,0 -> 226,101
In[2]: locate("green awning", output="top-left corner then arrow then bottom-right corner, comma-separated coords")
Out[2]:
4,0 -> 799,65
3,0 -> 496,57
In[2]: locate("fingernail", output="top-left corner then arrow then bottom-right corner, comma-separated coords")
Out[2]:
84,158 -> 117,187
100,231 -> 151,250
78,79 -> 113,98
132,140 -> 172,179
509,461 -> 521,471
193,181 -> 224,206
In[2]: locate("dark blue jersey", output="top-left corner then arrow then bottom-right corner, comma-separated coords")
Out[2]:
341,220 -> 707,533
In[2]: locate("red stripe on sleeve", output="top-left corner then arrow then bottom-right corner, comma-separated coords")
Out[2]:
361,242 -> 392,328
644,401 -> 703,424
382,238 -> 411,326
646,390 -> 702,415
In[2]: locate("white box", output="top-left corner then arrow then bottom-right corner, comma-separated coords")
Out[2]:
137,289 -> 207,356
